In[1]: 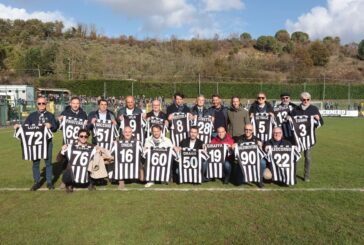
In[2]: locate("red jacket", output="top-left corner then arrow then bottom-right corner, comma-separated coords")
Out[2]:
210,133 -> 235,146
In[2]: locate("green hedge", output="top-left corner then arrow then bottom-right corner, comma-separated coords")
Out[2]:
37,79 -> 364,99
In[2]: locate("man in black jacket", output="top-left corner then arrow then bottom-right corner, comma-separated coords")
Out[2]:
248,92 -> 274,116
207,94 -> 228,138
191,95 -> 212,118
87,99 -> 117,145
291,92 -> 324,182
14,96 -> 59,191
166,92 -> 191,120
177,126 -> 207,181
178,126 -> 204,150
59,96 -> 88,121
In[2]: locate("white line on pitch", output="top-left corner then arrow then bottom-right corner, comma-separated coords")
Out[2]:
0,188 -> 363,192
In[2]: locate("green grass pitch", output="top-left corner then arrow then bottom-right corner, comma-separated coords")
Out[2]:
0,118 -> 363,244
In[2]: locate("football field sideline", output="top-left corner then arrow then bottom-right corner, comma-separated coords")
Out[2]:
0,187 -> 363,192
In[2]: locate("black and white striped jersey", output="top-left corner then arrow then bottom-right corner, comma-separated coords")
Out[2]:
146,116 -> 167,137
144,147 -> 176,182
120,114 -> 146,144
170,112 -> 190,147
251,112 -> 276,143
234,142 -> 265,183
290,115 -> 321,151
205,144 -> 229,179
266,144 -> 301,186
59,116 -> 87,145
193,116 -> 213,144
66,144 -> 96,184
178,148 -> 208,184
93,119 -> 119,151
274,105 -> 295,139
15,124 -> 53,161
111,140 -> 142,180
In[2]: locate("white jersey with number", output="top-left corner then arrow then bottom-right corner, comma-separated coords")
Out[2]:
111,140 -> 142,180
66,144 -> 96,184
266,144 -> 300,185
234,142 -> 265,183
59,116 -> 87,144
205,144 -> 229,179
290,115 -> 320,151
93,119 -> 119,151
120,114 -> 146,144
193,116 -> 213,144
251,112 -> 276,143
178,148 -> 208,184
15,124 -> 53,161
170,112 -> 190,147
144,147 -> 175,182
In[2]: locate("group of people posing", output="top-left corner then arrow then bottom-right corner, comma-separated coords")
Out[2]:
14,91 -> 323,192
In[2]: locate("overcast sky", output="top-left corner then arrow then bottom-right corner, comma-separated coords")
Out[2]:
1,0 -> 364,43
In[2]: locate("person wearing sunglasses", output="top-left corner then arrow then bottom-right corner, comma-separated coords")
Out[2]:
248,92 -> 274,117
14,96 -> 59,191
60,129 -> 96,192
232,124 -> 266,188
291,92 -> 324,182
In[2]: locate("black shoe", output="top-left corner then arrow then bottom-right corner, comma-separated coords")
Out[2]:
223,179 -> 230,185
258,182 -> 264,188
47,183 -> 55,190
30,182 -> 41,191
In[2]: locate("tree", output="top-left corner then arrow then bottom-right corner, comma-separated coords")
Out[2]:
240,32 -> 252,41
240,32 -> 253,48
255,36 -> 280,53
358,39 -> 364,60
275,30 -> 290,43
309,41 -> 330,66
291,31 -> 309,43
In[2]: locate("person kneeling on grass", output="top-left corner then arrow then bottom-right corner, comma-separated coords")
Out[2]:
60,129 -> 109,192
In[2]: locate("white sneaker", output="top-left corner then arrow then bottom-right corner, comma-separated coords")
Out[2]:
144,182 -> 154,188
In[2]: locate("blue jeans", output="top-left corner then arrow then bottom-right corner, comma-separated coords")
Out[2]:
223,160 -> 232,183
236,158 -> 266,185
32,141 -> 53,185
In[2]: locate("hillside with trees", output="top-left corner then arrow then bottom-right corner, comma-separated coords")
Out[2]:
1,19 -> 364,85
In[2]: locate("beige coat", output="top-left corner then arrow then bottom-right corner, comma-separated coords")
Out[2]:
88,146 -> 114,179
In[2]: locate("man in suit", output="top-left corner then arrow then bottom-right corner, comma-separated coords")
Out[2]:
177,126 -> 207,181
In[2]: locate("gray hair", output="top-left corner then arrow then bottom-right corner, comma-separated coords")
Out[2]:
300,92 -> 311,100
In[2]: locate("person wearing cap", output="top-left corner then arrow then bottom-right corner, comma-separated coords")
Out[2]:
274,92 -> 298,143
291,92 -> 323,182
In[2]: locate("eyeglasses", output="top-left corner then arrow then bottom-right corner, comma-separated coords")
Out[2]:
282,97 -> 289,100
37,102 -> 46,105
79,135 -> 89,139
257,97 -> 265,100
302,98 -> 310,101
244,129 -> 253,131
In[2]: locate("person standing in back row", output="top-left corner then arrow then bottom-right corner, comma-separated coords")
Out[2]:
227,96 -> 250,141
291,92 -> 323,182
208,94 -> 228,138
14,96 -> 59,191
